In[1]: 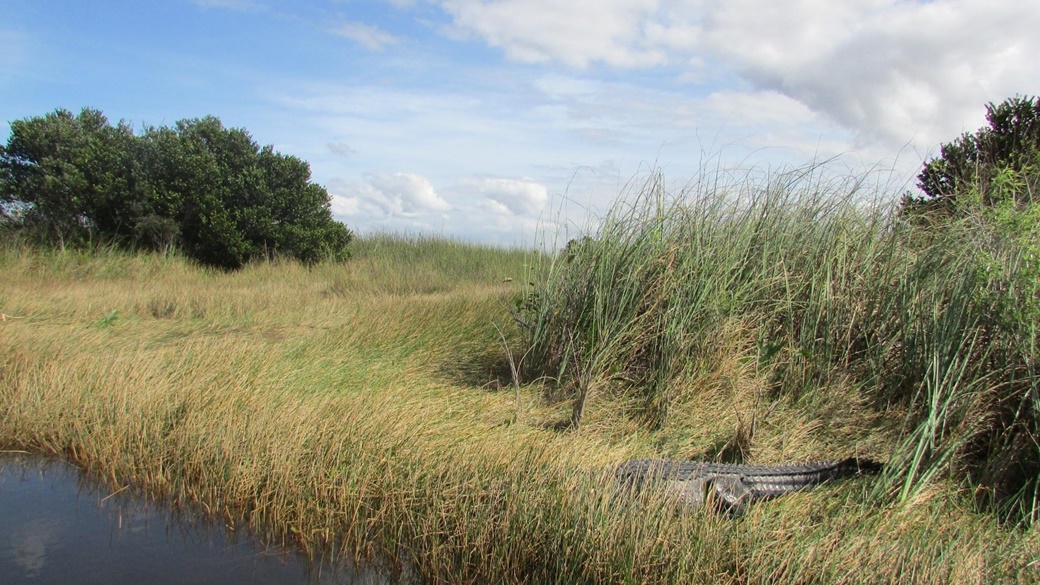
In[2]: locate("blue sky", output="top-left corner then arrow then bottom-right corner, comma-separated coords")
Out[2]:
2,1 -> 1037,245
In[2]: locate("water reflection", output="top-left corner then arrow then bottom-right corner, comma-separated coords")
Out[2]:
0,455 -> 407,585
8,518 -> 56,578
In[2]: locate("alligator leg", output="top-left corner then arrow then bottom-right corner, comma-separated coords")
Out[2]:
661,476 -> 754,513
711,476 -> 754,513
663,477 -> 710,509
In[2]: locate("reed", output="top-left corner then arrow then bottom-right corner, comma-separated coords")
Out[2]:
519,163 -> 1040,526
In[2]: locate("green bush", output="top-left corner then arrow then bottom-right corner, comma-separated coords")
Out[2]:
906,95 -> 1040,216
0,108 -> 139,247
0,108 -> 353,268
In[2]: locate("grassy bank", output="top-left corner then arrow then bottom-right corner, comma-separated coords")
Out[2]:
520,167 -> 1040,524
1,227 -> 1038,581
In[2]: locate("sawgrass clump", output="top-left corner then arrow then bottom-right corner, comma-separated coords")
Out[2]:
519,164 -> 1040,524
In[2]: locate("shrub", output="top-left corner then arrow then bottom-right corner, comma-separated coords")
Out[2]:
0,108 -> 353,268
906,95 -> 1040,215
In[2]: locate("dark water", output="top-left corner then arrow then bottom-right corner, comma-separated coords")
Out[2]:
0,455 -> 403,585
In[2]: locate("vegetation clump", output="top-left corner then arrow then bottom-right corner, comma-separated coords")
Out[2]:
0,108 -> 353,268
517,99 -> 1040,525
909,94 -> 1040,215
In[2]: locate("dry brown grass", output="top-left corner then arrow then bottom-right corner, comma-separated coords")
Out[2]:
1,240 -> 1037,583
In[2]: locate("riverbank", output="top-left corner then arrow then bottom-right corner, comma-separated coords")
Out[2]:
1,237 -> 1037,583
0,453 -> 362,584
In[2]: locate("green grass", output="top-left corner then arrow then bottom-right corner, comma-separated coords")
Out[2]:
519,165 -> 1040,525
1,218 -> 1039,582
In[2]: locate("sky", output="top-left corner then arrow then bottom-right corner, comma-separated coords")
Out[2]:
1,1 -> 1038,246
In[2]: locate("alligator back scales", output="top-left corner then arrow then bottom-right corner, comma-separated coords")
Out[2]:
613,457 -> 882,513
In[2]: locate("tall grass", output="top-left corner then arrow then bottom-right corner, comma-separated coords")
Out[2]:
1,232 -> 1038,583
519,165 -> 1040,523
335,233 -> 537,296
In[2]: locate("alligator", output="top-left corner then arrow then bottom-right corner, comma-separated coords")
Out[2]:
613,457 -> 882,514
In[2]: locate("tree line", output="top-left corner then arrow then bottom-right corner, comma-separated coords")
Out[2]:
2,96 -> 1038,267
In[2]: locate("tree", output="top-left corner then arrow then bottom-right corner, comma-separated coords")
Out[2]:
0,108 -> 140,247
907,95 -> 1040,215
0,108 -> 353,267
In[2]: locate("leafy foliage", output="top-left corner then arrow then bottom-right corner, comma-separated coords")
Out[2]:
907,95 -> 1040,215
0,108 -> 352,268
0,108 -> 140,247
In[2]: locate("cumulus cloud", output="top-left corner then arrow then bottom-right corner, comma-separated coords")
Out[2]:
331,173 -> 450,220
440,0 -> 666,67
466,177 -> 548,216
369,172 -> 450,214
329,193 -> 360,217
332,22 -> 400,51
433,0 -> 1040,150
692,0 -> 1039,147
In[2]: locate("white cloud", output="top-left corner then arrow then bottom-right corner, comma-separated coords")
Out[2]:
330,194 -> 360,216
471,199 -> 548,241
432,0 -> 1040,151
531,74 -> 603,99
693,0 -> 1040,148
466,177 -> 548,216
272,77 -> 870,236
342,172 -> 450,218
372,172 -> 450,213
332,22 -> 400,51
440,0 -> 666,67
